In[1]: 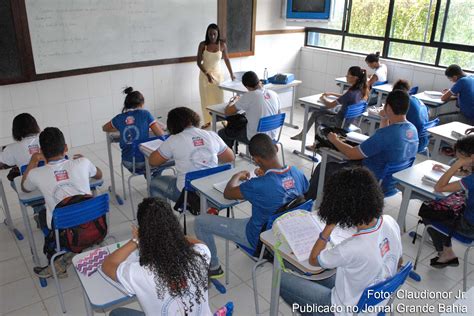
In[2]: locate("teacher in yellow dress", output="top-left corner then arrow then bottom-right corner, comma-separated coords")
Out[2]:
197,23 -> 235,129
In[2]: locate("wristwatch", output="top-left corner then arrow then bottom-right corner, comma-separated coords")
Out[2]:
131,238 -> 139,246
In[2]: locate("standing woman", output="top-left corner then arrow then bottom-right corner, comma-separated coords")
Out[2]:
197,23 -> 235,129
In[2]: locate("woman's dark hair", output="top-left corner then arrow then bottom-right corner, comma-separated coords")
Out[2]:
39,127 -> 66,159
348,66 -> 369,99
392,79 -> 411,92
204,23 -> 220,45
319,167 -> 384,228
365,52 -> 380,63
454,134 -> 474,157
166,107 -> 200,135
445,64 -> 465,78
12,113 -> 40,141
137,198 -> 208,312
122,87 -> 144,113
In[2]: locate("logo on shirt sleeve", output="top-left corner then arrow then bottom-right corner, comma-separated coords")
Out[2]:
264,92 -> 271,100
379,238 -> 390,257
28,144 -> 40,154
281,176 -> 295,190
125,116 -> 135,125
192,136 -> 205,147
406,130 -> 414,139
54,170 -> 69,182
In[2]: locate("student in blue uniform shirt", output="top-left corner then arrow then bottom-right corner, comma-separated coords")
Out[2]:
103,87 -> 165,172
305,90 -> 419,199
194,133 -> 309,279
393,79 -> 429,153
423,134 -> 474,269
440,64 -> 474,125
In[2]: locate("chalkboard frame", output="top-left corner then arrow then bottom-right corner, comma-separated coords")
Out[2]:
0,0 -> 256,85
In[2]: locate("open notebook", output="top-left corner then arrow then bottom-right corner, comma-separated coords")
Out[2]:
421,168 -> 460,187
273,210 -> 354,262
139,139 -> 163,156
213,174 -> 257,193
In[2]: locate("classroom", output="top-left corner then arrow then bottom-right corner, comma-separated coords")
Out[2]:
0,0 -> 473,315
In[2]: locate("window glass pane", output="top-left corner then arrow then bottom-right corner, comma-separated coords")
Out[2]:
307,32 -> 342,50
390,0 -> 436,42
348,0 -> 390,37
435,0 -> 474,45
440,49 -> 474,71
344,37 -> 384,55
325,0 -> 346,30
388,42 -> 437,64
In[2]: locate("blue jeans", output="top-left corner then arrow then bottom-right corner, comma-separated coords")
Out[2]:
280,272 -> 336,316
109,307 -> 144,316
122,160 -> 146,174
194,214 -> 251,269
150,175 -> 181,202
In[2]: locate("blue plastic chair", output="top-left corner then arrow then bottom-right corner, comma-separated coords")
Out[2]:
418,118 -> 440,156
415,222 -> 473,291
379,158 -> 415,198
256,113 -> 286,165
124,135 -> 173,220
373,80 -> 389,87
354,262 -> 413,315
342,101 -> 368,132
408,86 -> 419,95
233,199 -> 313,314
179,164 -> 233,234
49,193 -> 110,313
20,160 -> 45,174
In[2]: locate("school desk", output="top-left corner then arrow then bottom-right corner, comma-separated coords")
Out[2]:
206,102 -> 228,132
428,121 -> 473,161
335,76 -> 351,94
0,177 -> 23,240
105,132 -> 125,205
372,83 -> 393,107
218,80 -> 302,129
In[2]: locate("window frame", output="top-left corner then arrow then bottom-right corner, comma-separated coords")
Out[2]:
305,0 -> 473,71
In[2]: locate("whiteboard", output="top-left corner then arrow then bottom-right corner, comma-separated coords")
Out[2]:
25,0 -> 217,74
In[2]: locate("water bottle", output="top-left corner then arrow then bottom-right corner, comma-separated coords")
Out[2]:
213,302 -> 234,316
263,68 -> 268,80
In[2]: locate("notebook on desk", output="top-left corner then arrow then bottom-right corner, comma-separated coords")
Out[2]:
421,168 -> 460,187
213,174 -> 257,193
140,139 -> 164,155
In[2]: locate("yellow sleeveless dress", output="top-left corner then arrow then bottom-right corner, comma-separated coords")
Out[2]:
199,43 -> 224,125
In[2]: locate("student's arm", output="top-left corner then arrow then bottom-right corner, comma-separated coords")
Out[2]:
93,167 -> 103,180
433,158 -> 469,192
102,226 -> 138,282
150,122 -> 165,137
319,96 -> 338,109
221,42 -> 235,80
309,224 -> 336,266
327,133 -> 365,160
367,74 -> 378,88
441,90 -> 454,102
218,148 -> 235,163
378,109 -> 390,128
149,150 -> 169,167
21,153 -> 44,193
223,171 -> 249,200
102,121 -> 117,133
224,96 -> 240,115
322,92 -> 342,97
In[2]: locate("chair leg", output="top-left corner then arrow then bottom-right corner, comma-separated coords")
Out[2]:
414,225 -> 430,270
252,245 -> 268,315
120,163 -> 127,201
225,239 -> 230,285
279,143 -> 285,166
183,213 -> 187,235
463,246 -> 472,291
50,251 -> 67,313
128,175 -> 136,220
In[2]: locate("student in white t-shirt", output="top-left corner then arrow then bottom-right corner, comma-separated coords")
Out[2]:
281,167 -> 403,316
218,71 -> 281,149
365,52 -> 388,106
21,127 -> 103,277
103,198 -> 212,316
149,107 -> 234,202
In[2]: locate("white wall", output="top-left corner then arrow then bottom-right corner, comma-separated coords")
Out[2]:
0,4 -> 304,148
298,46 -> 453,98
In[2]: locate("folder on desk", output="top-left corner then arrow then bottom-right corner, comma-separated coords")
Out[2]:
421,169 -> 459,187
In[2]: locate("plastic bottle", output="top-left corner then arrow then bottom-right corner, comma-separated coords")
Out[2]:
213,301 -> 234,316
263,68 -> 268,80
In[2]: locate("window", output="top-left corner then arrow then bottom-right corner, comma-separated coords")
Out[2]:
305,0 -> 474,70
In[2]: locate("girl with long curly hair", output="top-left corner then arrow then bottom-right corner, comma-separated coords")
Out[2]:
103,198 -> 211,315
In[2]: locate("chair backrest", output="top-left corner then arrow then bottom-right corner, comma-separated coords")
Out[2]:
184,164 -> 233,192
355,262 -> 413,314
20,160 -> 45,175
344,101 -> 368,120
379,157 -> 415,185
52,193 -> 109,230
419,118 -> 440,139
257,113 -> 286,141
408,86 -> 419,95
373,80 -> 388,87
131,134 -> 169,164
267,199 -> 313,230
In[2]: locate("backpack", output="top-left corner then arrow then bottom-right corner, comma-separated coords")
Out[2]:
314,126 -> 358,151
43,195 -> 108,259
418,192 -> 466,221
223,114 -> 248,138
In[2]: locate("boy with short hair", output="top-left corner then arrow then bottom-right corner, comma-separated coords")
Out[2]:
21,127 -> 103,277
440,64 -> 474,125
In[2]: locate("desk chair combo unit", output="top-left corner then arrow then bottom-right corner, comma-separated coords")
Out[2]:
418,118 -> 440,156
0,178 -> 23,240
341,100 -> 369,133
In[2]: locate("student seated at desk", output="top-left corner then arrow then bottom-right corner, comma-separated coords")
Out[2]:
218,71 -> 281,149
305,90 -> 418,199
21,127 -> 103,278
0,113 -> 45,226
365,52 -> 388,105
103,198 -> 212,316
421,134 -> 474,268
392,79 -> 429,152
281,167 -> 403,316
440,64 -> 474,125
149,107 -> 234,202
291,66 -> 368,149
102,87 -> 165,173
194,133 -> 308,278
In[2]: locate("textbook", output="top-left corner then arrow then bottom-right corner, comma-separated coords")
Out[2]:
273,210 -> 354,262
346,132 -> 369,144
139,139 -> 163,156
213,174 -> 257,194
421,168 -> 460,187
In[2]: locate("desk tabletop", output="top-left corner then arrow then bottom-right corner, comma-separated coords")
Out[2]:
72,242 -> 136,309
427,121 -> 473,141
372,83 -> 393,93
393,160 -> 454,199
298,93 -> 329,109
206,102 -> 228,116
335,76 -> 348,84
414,92 -> 446,107
191,162 -> 255,209
219,80 -> 302,94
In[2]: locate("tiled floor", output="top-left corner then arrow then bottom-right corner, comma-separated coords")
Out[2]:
0,106 -> 472,316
